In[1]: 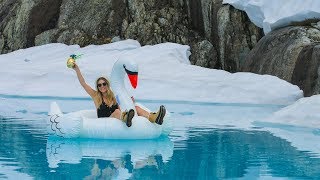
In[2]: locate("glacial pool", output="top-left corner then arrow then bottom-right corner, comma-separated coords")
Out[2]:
1,96 -> 320,179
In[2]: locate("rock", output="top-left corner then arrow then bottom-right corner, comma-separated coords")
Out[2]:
217,5 -> 263,72
0,0 -> 262,76
311,21 -> 320,30
0,0 -> 61,51
35,29 -> 60,45
123,2 -> 196,45
242,26 -> 320,95
0,34 -> 4,53
56,29 -> 93,47
57,0 -> 125,39
190,40 -> 218,68
111,36 -> 121,43
292,45 -> 320,96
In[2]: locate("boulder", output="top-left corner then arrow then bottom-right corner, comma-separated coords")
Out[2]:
242,26 -> 320,95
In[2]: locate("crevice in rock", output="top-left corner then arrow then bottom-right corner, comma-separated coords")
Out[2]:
292,44 -> 320,96
210,0 -> 223,68
188,0 -> 205,36
242,12 -> 263,49
125,0 -> 134,25
107,0 -> 126,38
26,0 -> 62,47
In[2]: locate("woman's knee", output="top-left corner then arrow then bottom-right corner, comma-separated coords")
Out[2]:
135,105 -> 149,117
135,106 -> 142,114
111,109 -> 121,118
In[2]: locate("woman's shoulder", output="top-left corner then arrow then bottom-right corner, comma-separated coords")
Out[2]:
92,92 -> 100,103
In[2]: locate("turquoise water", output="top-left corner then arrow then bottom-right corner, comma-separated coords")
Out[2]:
1,97 -> 320,179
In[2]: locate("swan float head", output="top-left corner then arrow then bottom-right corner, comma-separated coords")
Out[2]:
111,57 -> 138,88
123,63 -> 138,89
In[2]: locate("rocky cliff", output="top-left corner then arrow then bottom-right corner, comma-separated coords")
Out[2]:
0,0 -> 262,70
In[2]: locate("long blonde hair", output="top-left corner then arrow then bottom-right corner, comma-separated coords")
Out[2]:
94,77 -> 117,106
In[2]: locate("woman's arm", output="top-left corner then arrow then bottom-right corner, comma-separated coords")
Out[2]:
73,63 -> 96,97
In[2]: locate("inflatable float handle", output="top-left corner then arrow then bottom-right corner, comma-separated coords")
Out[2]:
116,95 -> 121,105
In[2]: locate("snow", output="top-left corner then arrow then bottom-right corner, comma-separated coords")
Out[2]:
265,95 -> 320,128
223,0 -> 320,34
0,39 -> 302,105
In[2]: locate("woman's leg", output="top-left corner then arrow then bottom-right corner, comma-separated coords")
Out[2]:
111,108 -> 134,127
135,106 -> 150,118
111,109 -> 121,119
139,105 -> 166,124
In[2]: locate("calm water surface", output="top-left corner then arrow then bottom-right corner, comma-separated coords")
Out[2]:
1,97 -> 320,179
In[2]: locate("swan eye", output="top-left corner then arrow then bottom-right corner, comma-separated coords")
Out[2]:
123,64 -> 138,75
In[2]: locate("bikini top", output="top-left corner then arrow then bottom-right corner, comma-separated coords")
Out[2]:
97,97 -> 119,118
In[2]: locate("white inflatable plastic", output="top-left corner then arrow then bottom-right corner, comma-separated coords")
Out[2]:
46,136 -> 174,169
47,57 -> 172,139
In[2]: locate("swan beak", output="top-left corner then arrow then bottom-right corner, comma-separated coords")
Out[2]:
128,74 -> 138,89
123,64 -> 138,89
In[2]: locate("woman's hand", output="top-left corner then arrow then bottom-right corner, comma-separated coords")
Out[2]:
72,62 -> 79,71
131,96 -> 135,103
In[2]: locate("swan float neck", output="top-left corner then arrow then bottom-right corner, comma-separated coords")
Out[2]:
110,58 -> 138,112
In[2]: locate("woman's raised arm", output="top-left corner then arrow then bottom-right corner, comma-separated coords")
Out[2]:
72,63 -> 96,98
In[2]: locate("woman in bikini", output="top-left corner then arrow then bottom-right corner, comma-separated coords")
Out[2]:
72,63 -> 165,127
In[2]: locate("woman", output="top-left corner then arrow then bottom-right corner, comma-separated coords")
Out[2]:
72,63 -> 166,127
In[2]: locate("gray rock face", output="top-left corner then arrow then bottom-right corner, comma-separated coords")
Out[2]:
122,0 -> 194,45
218,5 -> 263,72
292,45 -> 320,96
0,0 -> 260,74
2,1 -> 320,97
35,29 -> 60,45
34,0 -> 122,46
190,40 -> 218,68
0,0 -> 20,53
0,34 -> 4,52
242,26 -> 320,95
1,0 -> 61,53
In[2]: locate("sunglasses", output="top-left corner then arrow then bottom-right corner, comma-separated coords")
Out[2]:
97,82 -> 107,87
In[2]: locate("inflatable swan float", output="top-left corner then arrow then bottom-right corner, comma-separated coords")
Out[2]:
47,58 -> 172,139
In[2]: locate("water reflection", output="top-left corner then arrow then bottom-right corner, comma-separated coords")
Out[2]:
46,136 -> 174,179
166,128 -> 320,179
